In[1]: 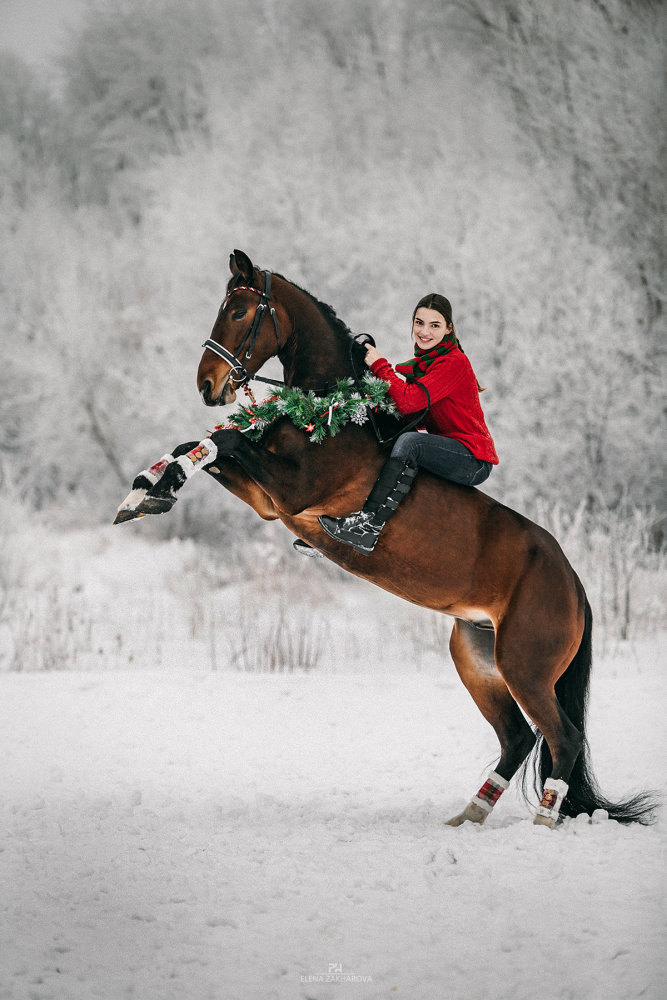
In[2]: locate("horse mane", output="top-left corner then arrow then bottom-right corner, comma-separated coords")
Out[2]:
275,272 -> 365,361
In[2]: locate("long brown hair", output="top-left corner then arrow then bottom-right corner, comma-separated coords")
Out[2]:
412,293 -> 485,391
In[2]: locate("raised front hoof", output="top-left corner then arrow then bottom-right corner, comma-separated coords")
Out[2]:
113,508 -> 147,524
135,494 -> 177,516
444,800 -> 489,827
533,813 -> 557,829
113,487 -> 149,524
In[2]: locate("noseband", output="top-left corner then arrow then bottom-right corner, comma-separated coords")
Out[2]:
202,270 -> 283,387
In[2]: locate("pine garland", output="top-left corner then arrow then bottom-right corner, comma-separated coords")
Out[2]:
213,375 -> 398,444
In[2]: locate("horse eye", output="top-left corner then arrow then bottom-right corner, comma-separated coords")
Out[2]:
232,309 -> 247,320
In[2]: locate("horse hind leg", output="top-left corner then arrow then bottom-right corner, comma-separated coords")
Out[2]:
445,619 -> 536,827
516,691 -> 583,829
494,617 -> 585,829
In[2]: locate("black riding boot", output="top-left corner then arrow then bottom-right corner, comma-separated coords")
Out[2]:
318,457 -> 418,555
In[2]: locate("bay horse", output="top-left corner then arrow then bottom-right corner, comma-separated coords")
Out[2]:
116,249 -> 656,828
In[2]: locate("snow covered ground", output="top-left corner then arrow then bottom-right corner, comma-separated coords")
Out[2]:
1,527 -> 665,1000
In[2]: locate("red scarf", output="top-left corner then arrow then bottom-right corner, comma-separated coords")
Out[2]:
395,334 -> 459,381
395,335 -> 485,392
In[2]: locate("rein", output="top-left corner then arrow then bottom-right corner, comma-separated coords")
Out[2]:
349,334 -> 431,445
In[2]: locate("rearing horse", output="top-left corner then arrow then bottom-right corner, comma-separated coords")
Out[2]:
116,249 -> 655,828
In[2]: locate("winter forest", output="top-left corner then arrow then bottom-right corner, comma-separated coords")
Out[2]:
0,1 -> 665,997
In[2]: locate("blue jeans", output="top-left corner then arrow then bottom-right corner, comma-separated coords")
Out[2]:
390,432 -> 492,487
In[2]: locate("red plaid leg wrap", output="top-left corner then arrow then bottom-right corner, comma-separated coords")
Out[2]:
473,770 -> 510,814
144,454 -> 174,485
536,778 -> 569,821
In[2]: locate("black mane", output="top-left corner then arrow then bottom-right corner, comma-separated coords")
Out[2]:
275,271 -> 366,346
275,271 -> 368,370
273,270 -> 403,444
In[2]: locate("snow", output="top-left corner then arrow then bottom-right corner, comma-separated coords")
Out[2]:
1,529 -> 665,1000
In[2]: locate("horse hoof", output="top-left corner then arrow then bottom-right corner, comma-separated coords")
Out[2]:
113,487 -> 149,524
533,813 -> 556,829
136,494 -> 177,515
113,508 -> 146,524
444,800 -> 488,827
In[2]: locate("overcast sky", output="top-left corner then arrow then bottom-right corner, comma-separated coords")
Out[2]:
1,0 -> 87,66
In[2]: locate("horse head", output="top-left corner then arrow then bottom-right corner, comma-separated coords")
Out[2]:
197,249 -> 291,406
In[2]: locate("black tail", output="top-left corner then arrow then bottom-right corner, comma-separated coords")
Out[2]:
521,596 -> 659,824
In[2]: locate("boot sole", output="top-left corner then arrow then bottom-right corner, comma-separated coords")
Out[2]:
318,519 -> 376,554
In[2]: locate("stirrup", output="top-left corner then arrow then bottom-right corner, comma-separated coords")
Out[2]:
293,539 -> 324,558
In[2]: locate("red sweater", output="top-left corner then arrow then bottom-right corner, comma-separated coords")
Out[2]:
370,348 -> 499,464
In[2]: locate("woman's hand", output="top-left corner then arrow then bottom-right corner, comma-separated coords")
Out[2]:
364,345 -> 381,366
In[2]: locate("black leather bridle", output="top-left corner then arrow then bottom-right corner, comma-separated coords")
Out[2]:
201,270 -> 284,388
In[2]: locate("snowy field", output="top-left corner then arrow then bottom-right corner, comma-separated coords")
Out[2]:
1,527 -> 665,1000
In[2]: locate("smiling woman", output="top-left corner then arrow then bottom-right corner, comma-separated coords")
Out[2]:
319,291 -> 498,555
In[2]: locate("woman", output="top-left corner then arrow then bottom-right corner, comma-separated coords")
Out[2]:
318,293 -> 498,555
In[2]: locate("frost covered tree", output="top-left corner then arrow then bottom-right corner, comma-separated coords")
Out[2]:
0,53 -> 62,208
57,0 -> 219,211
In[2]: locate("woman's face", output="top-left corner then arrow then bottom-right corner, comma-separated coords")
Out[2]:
412,307 -> 450,350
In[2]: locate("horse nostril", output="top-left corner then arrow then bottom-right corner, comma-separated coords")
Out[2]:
200,379 -> 213,405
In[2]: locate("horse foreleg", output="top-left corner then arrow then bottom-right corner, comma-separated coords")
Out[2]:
204,428 -> 318,514
122,431 -> 282,522
203,460 -> 280,520
132,436 -> 223,515
171,427 -> 326,517
134,427 -> 338,520
445,619 -> 536,827
114,442 -> 199,523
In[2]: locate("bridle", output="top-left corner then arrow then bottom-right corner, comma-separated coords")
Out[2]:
201,270 -> 284,388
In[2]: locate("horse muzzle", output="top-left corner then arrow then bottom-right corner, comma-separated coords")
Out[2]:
199,369 -> 239,406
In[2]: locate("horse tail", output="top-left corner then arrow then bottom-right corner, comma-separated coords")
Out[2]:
521,596 -> 658,824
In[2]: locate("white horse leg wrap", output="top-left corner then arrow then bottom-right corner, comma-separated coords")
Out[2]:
116,453 -> 176,516
175,439 -> 218,480
144,453 -> 175,485
472,770 -> 510,814
535,778 -> 569,822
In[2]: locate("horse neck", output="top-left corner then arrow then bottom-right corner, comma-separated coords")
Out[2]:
280,293 -> 355,390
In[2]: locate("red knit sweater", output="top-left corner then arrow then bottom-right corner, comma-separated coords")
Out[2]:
370,348 -> 499,464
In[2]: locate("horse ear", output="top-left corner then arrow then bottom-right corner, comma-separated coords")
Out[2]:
230,249 -> 254,281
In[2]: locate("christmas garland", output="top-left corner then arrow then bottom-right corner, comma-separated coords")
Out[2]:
213,375 -> 398,444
